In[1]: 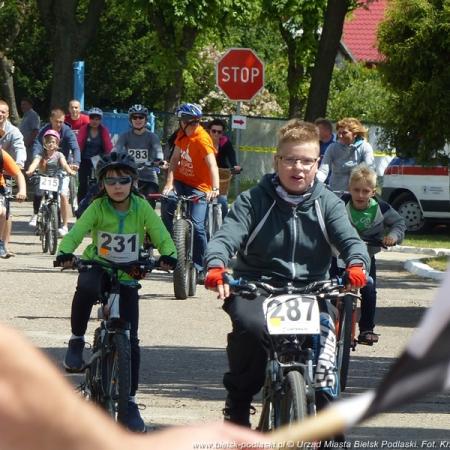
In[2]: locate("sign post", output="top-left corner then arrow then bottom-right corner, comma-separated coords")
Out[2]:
216,48 -> 265,192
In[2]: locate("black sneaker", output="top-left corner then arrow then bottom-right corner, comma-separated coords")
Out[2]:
125,401 -> 146,433
63,338 -> 85,372
223,396 -> 255,428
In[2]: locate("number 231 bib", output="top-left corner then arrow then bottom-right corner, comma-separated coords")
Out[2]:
97,231 -> 139,263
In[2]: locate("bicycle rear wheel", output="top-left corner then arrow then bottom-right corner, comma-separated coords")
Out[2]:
336,295 -> 353,392
173,219 -> 190,300
48,203 -> 59,255
40,205 -> 49,253
101,333 -> 131,424
280,370 -> 308,425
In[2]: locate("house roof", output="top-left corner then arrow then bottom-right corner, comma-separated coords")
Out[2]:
342,0 -> 388,63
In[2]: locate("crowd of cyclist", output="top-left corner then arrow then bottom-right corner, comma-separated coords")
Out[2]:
0,99 -> 406,440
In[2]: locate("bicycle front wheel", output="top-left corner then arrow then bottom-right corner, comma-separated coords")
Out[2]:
48,203 -> 59,255
173,219 -> 190,300
40,206 -> 49,253
212,203 -> 223,236
280,370 -> 308,425
336,295 -> 353,392
101,333 -> 131,424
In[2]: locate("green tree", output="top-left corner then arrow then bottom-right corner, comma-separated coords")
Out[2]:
377,0 -> 450,160
137,0 -> 257,114
36,0 -> 106,108
0,0 -> 38,123
262,0 -> 326,118
327,61 -> 394,124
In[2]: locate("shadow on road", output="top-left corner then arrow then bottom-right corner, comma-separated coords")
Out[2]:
376,306 -> 427,328
138,345 -> 226,401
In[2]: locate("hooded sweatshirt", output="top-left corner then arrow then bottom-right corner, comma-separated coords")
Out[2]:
205,174 -> 369,283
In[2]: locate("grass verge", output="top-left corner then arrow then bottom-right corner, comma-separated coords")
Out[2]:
403,233 -> 450,249
421,256 -> 449,271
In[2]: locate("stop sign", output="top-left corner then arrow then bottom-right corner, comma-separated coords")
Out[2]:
216,48 -> 265,101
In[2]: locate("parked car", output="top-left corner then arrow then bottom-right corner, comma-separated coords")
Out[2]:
381,157 -> 450,233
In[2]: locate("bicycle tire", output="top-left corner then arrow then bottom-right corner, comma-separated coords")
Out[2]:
84,328 -> 102,403
188,265 -> 197,296
101,333 -> 131,424
212,203 -> 222,236
69,175 -> 78,215
280,371 -> 308,425
336,295 -> 353,392
173,219 -> 190,300
48,202 -> 59,255
40,205 -> 49,253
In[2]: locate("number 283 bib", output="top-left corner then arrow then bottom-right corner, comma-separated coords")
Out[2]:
97,231 -> 139,263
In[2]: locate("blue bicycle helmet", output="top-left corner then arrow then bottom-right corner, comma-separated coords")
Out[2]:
88,107 -> 103,117
96,152 -> 138,180
175,103 -> 203,121
128,104 -> 148,119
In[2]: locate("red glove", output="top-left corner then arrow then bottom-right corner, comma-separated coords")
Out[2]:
345,263 -> 367,289
205,267 -> 226,289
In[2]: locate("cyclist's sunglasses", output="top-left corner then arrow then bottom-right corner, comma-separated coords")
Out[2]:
103,176 -> 132,186
131,115 -> 146,120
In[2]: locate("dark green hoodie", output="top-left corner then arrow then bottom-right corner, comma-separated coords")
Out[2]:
205,174 -> 369,283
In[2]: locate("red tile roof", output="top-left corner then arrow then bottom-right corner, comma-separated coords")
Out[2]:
342,0 -> 388,63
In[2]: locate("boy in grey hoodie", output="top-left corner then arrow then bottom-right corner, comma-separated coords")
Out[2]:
204,119 -> 370,428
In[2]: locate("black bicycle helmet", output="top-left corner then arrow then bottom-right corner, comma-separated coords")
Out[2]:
96,152 -> 138,180
128,104 -> 148,119
175,103 -> 203,121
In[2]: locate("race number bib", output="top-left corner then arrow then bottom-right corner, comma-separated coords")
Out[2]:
128,148 -> 148,163
39,176 -> 59,192
97,231 -> 139,263
263,295 -> 320,335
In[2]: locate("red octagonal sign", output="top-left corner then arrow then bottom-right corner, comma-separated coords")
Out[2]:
216,48 -> 265,101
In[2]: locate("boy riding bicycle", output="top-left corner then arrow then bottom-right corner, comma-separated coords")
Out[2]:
334,164 -> 406,345
204,119 -> 370,430
55,152 -> 177,432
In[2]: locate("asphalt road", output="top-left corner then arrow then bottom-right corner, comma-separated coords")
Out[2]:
1,201 -> 449,446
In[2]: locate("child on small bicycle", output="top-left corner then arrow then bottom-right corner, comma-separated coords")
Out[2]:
26,130 -> 76,232
337,164 -> 406,345
55,152 -> 177,433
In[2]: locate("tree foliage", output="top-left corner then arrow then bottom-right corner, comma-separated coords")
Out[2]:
377,0 -> 450,160
327,61 -> 394,124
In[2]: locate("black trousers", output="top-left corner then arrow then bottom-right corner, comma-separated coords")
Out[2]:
70,266 -> 141,396
77,159 -> 94,204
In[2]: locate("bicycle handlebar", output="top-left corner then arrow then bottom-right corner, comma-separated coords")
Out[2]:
53,256 -> 157,272
223,273 -> 351,297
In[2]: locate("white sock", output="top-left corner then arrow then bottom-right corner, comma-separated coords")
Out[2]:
70,334 -> 84,341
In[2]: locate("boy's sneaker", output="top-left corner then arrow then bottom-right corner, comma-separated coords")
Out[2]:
29,215 -> 37,227
223,396 -> 255,428
58,226 -> 68,237
125,401 -> 146,433
0,240 -> 7,258
63,338 -> 85,372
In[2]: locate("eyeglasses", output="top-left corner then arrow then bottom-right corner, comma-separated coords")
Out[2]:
276,156 -> 319,170
89,115 -> 102,120
210,129 -> 223,135
131,115 -> 145,120
103,176 -> 133,186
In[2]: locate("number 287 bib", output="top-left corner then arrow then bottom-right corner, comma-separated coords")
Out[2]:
97,231 -> 139,263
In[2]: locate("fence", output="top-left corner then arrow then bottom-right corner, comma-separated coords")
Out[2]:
101,110 -> 392,182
